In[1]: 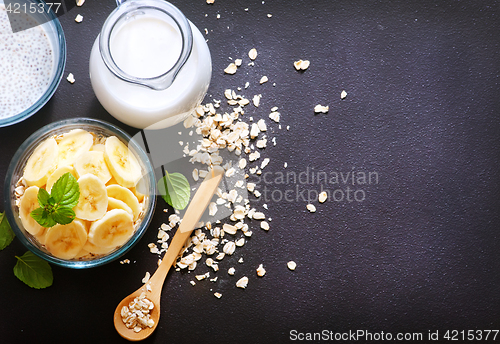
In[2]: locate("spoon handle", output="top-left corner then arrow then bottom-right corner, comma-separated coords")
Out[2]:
148,166 -> 224,289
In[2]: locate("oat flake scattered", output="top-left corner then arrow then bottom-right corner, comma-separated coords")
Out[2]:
223,223 -> 237,235
256,264 -> 266,277
75,14 -> 83,23
66,73 -> 75,84
260,76 -> 268,84
236,276 -> 249,289
314,104 -> 329,113
253,94 -> 261,107
249,151 -> 260,162
253,212 -> 266,220
341,90 -> 347,99
208,202 -> 218,216
260,221 -> 269,231
293,59 -> 310,70
256,138 -> 267,148
214,292 -> 222,298
319,191 -> 328,203
287,261 -> 297,271
248,48 -> 258,60
260,158 -> 270,169
76,0 -> 85,6
257,119 -> 267,131
250,123 -> 260,139
306,204 -> 316,212
224,63 -> 238,74
269,111 -> 280,123
223,241 -> 236,255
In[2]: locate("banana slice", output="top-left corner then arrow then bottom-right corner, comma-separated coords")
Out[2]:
107,197 -> 134,217
106,176 -> 119,186
23,137 -> 58,187
130,178 -> 147,202
57,129 -> 93,167
74,174 -> 108,221
76,218 -> 92,234
130,184 -> 145,203
19,186 -> 45,236
45,219 -> 87,259
83,240 -> 116,255
46,165 -> 77,193
91,143 -> 106,153
129,187 -> 144,203
34,228 -> 48,245
74,150 -> 112,184
106,184 -> 141,221
88,209 -> 134,248
73,247 -> 92,259
104,136 -> 141,188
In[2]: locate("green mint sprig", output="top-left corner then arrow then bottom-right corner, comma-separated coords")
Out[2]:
14,251 -> 53,289
0,213 -> 53,289
30,172 -> 80,227
0,212 -> 15,250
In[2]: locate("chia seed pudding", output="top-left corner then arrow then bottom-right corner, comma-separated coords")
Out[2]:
0,4 -> 54,117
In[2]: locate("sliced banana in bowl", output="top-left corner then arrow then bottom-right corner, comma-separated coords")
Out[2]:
45,220 -> 88,260
4,118 -> 156,269
75,174 -> 109,221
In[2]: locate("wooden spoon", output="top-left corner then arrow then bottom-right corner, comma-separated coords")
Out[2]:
114,166 -> 224,341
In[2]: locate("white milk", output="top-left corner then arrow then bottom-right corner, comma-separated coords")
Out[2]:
110,17 -> 182,79
89,15 -> 211,129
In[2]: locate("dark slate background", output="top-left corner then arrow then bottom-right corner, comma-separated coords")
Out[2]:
1,0 -> 500,343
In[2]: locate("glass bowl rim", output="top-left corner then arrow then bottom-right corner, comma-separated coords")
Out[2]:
3,117 -> 156,268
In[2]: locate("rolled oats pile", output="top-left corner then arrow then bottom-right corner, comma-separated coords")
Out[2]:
121,292 -> 155,332
143,47 -> 278,293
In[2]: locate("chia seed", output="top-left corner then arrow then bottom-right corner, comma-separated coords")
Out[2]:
0,4 -> 54,118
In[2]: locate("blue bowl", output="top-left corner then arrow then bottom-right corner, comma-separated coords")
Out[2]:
4,118 -> 156,268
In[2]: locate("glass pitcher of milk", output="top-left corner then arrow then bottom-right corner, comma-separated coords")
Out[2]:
89,0 -> 211,129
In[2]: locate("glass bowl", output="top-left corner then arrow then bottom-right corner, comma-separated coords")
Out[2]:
4,118 -> 156,268
0,0 -> 66,127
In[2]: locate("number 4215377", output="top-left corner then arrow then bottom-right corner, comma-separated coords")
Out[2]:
444,330 -> 499,341
5,2 -> 61,14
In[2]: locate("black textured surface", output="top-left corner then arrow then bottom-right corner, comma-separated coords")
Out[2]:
1,0 -> 500,343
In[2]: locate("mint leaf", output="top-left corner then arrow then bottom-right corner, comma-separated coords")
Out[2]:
158,171 -> 191,210
51,172 -> 80,208
30,207 -> 57,228
30,172 -> 80,227
37,188 -> 50,207
0,212 -> 15,250
14,251 -> 53,289
52,206 -> 76,225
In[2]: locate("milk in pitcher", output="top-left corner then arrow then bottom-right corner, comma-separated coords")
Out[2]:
89,0 -> 211,129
